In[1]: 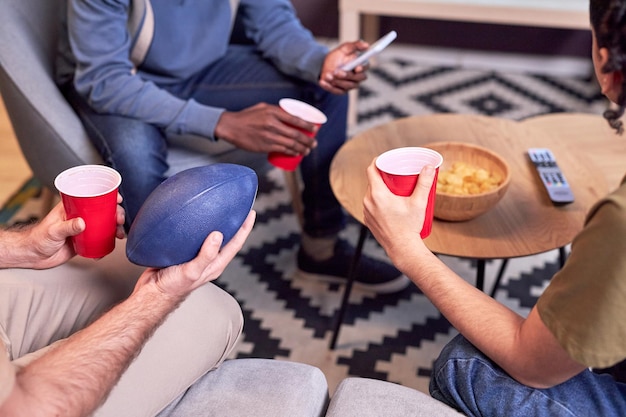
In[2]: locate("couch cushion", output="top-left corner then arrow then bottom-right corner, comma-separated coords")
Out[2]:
325,377 -> 464,416
156,358 -> 329,417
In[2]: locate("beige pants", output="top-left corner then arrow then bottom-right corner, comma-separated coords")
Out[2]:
0,240 -> 243,416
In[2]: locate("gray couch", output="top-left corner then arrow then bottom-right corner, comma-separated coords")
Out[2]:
162,358 -> 465,416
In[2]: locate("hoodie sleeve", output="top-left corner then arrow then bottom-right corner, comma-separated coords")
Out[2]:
237,0 -> 329,83
67,0 -> 222,139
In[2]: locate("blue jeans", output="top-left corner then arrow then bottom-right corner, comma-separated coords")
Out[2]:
65,45 -> 347,236
430,334 -> 626,417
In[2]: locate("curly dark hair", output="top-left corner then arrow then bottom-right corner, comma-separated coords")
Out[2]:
590,0 -> 626,133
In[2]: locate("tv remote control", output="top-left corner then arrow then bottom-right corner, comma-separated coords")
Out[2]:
527,148 -> 575,205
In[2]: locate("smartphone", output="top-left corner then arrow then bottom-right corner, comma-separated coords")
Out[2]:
339,30 -> 397,72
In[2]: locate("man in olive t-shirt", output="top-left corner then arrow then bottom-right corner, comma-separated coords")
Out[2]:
538,177 -> 626,372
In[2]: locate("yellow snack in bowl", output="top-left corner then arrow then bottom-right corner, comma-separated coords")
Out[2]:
437,161 -> 503,195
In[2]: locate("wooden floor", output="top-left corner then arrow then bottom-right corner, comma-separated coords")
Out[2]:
0,96 -> 32,206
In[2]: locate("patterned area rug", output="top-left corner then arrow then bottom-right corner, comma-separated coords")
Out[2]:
1,47 -> 606,395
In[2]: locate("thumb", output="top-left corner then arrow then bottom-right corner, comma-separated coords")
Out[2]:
413,165 -> 436,198
53,217 -> 85,240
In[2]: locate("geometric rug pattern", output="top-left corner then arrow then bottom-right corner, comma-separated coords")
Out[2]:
1,48 -> 607,395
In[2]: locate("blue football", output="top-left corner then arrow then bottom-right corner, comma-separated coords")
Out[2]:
126,163 -> 258,268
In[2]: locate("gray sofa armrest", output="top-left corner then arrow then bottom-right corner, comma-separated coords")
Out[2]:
325,377 -> 464,417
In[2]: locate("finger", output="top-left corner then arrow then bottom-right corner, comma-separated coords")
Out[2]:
363,160 -> 382,221
345,69 -> 368,81
220,210 -> 256,257
274,139 -> 310,156
270,129 -> 316,156
365,158 -> 378,182
276,111 -> 316,136
341,39 -> 369,56
116,205 -> 125,226
323,74 -> 362,94
187,231 -> 225,282
357,61 -> 371,72
272,111 -> 316,139
319,80 -> 346,95
49,217 -> 85,242
189,211 -> 256,281
204,230 -> 224,253
116,224 -> 126,240
289,132 -> 317,154
353,39 -> 369,52
366,158 -> 386,190
296,130 -> 318,149
71,217 -> 86,236
330,76 -> 365,90
333,64 -> 369,79
412,165 -> 436,200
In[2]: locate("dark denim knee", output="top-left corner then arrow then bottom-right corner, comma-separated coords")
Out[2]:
429,334 -> 486,410
437,334 -> 482,364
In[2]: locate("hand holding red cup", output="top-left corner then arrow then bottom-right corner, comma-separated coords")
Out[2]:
54,165 -> 122,258
375,147 -> 443,238
268,98 -> 328,171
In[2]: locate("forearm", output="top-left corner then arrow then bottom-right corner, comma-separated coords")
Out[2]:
0,226 -> 36,269
0,282 -> 182,417
398,248 -> 524,359
0,206 -> 80,270
239,0 -> 327,82
395,245 -> 585,387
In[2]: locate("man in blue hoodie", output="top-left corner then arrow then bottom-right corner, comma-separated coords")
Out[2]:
56,0 -> 409,293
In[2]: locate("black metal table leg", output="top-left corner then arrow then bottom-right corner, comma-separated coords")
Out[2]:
329,225 -> 368,350
558,246 -> 567,267
490,246 -> 567,297
489,259 -> 509,298
476,259 -> 485,292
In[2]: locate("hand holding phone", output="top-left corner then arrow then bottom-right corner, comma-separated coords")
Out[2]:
339,30 -> 397,72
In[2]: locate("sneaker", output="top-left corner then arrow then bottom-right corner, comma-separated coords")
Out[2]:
296,240 -> 411,294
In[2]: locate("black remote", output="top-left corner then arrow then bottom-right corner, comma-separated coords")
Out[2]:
527,148 -> 575,205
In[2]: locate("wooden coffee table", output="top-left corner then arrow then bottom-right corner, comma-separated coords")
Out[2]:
328,113 -> 619,348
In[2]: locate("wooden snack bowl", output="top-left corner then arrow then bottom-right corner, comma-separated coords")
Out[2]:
426,142 -> 511,221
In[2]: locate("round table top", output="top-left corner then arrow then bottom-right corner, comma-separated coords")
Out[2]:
330,113 -> 614,259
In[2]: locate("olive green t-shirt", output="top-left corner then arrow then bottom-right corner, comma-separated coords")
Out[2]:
538,176 -> 626,369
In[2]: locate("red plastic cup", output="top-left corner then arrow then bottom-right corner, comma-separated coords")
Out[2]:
268,98 -> 328,171
54,165 -> 122,258
375,147 -> 443,238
